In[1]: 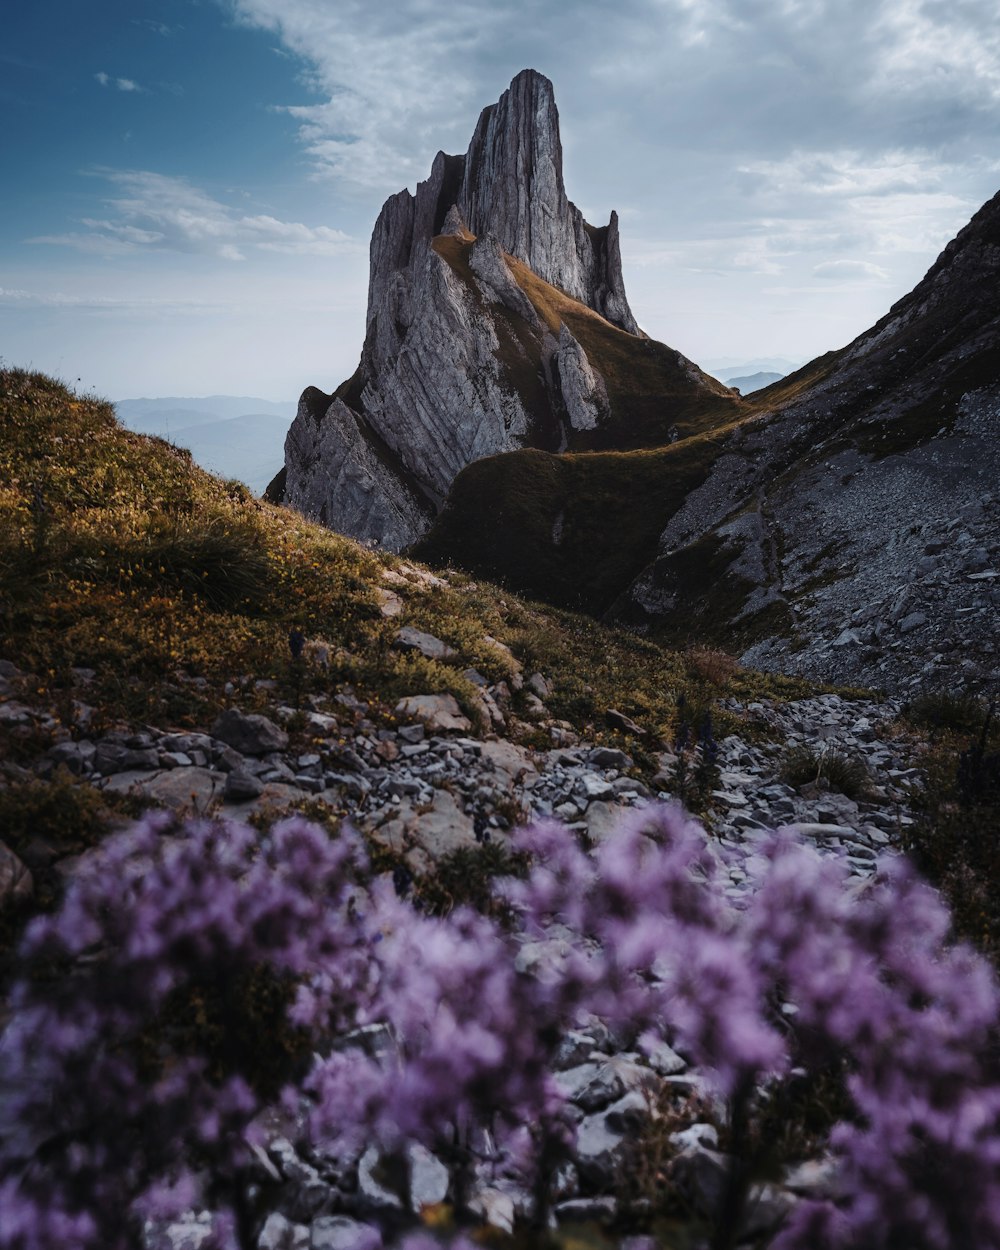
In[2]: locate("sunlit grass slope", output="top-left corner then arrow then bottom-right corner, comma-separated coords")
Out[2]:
0,369 -> 805,744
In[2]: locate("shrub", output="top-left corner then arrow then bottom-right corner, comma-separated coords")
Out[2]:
905,691 -> 990,738
686,644 -> 740,688
781,745 -> 871,800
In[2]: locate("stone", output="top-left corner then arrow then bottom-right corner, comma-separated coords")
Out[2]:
574,1111 -> 627,1189
310,1217 -> 380,1250
407,1142 -> 450,1209
394,694 -> 471,734
469,1187 -> 516,1233
372,789 -> 477,865
211,708 -> 289,756
375,587 -> 404,617
224,769 -> 264,802
645,1040 -> 687,1076
899,611 -> 928,633
145,1213 -> 215,1250
132,767 -> 226,815
393,627 -> 458,662
588,746 -> 633,769
94,740 -> 129,775
584,800 -> 623,844
0,841 -> 33,908
257,1213 -> 309,1250
480,738 -> 537,780
47,740 -> 93,775
605,709 -> 645,736
555,1062 -> 626,1112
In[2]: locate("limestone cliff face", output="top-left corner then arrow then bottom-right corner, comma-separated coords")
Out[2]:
280,69 -> 674,550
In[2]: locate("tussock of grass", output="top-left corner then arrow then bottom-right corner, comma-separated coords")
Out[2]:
781,745 -> 872,800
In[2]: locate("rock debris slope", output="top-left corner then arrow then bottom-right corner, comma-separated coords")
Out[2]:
620,188 -> 1000,693
274,69 -> 739,551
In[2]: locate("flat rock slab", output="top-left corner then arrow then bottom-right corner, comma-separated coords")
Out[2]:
120,767 -> 226,815
394,627 -> 458,662
394,693 -> 471,734
369,788 -> 478,870
479,738 -> 537,780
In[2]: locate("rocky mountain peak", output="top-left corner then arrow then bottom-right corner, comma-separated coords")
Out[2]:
277,70 -> 732,552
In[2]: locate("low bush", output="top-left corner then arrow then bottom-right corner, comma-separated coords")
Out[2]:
905,690 -> 990,738
781,746 -> 871,800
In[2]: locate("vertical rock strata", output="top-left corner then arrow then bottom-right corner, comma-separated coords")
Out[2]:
281,69 -> 643,550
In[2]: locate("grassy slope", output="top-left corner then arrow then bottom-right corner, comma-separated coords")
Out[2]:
0,369 -> 805,756
414,425 -> 747,618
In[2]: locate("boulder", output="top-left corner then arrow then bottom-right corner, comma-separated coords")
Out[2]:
211,708 -> 289,756
394,693 -> 471,734
0,841 -> 32,908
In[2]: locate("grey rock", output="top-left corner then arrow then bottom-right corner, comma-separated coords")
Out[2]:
130,767 -> 226,814
555,1062 -> 625,1112
394,694 -> 471,734
588,746 -> 632,770
144,1213 -> 214,1250
574,1111 -> 627,1188
898,611 -> 928,633
310,1217 -> 380,1250
211,708 -> 289,756
94,740 -> 129,775
0,841 -> 33,908
469,1187 -> 516,1233
555,1197 -> 617,1222
224,769 -> 264,802
258,1214 -> 309,1250
393,627 -> 458,662
605,710 -> 645,737
645,1040 -> 687,1076
407,1142 -> 450,1209
47,740 -> 93,775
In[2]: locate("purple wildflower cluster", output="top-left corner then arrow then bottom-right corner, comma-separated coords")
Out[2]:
2,805 -> 1000,1249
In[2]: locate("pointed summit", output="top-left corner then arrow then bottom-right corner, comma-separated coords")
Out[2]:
454,69 -> 638,333
277,71 -> 734,552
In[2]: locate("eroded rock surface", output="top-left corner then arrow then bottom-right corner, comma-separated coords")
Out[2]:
278,70 -> 729,551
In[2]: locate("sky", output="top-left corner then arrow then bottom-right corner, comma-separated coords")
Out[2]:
3,0 -> 1000,401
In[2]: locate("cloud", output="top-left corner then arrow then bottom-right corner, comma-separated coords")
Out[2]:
223,0 -> 1000,191
0,286 -> 220,313
812,259 -> 890,281
28,170 -> 359,260
95,71 -> 146,92
133,19 -> 178,36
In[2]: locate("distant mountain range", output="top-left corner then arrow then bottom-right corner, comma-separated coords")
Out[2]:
707,358 -> 803,380
720,371 -> 786,394
115,395 -> 295,494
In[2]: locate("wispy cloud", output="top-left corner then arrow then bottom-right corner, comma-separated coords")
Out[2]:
28,170 -> 359,261
813,259 -> 890,282
95,71 -> 145,92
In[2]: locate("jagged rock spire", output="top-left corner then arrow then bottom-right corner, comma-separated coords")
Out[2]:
281,70 -> 702,551
367,69 -> 640,338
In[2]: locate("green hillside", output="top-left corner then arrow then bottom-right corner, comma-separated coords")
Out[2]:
0,368 -> 802,750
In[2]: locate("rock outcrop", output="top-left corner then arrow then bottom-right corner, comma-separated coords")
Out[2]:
414,186 -> 1000,694
618,187 -> 1000,693
277,70 -> 735,550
